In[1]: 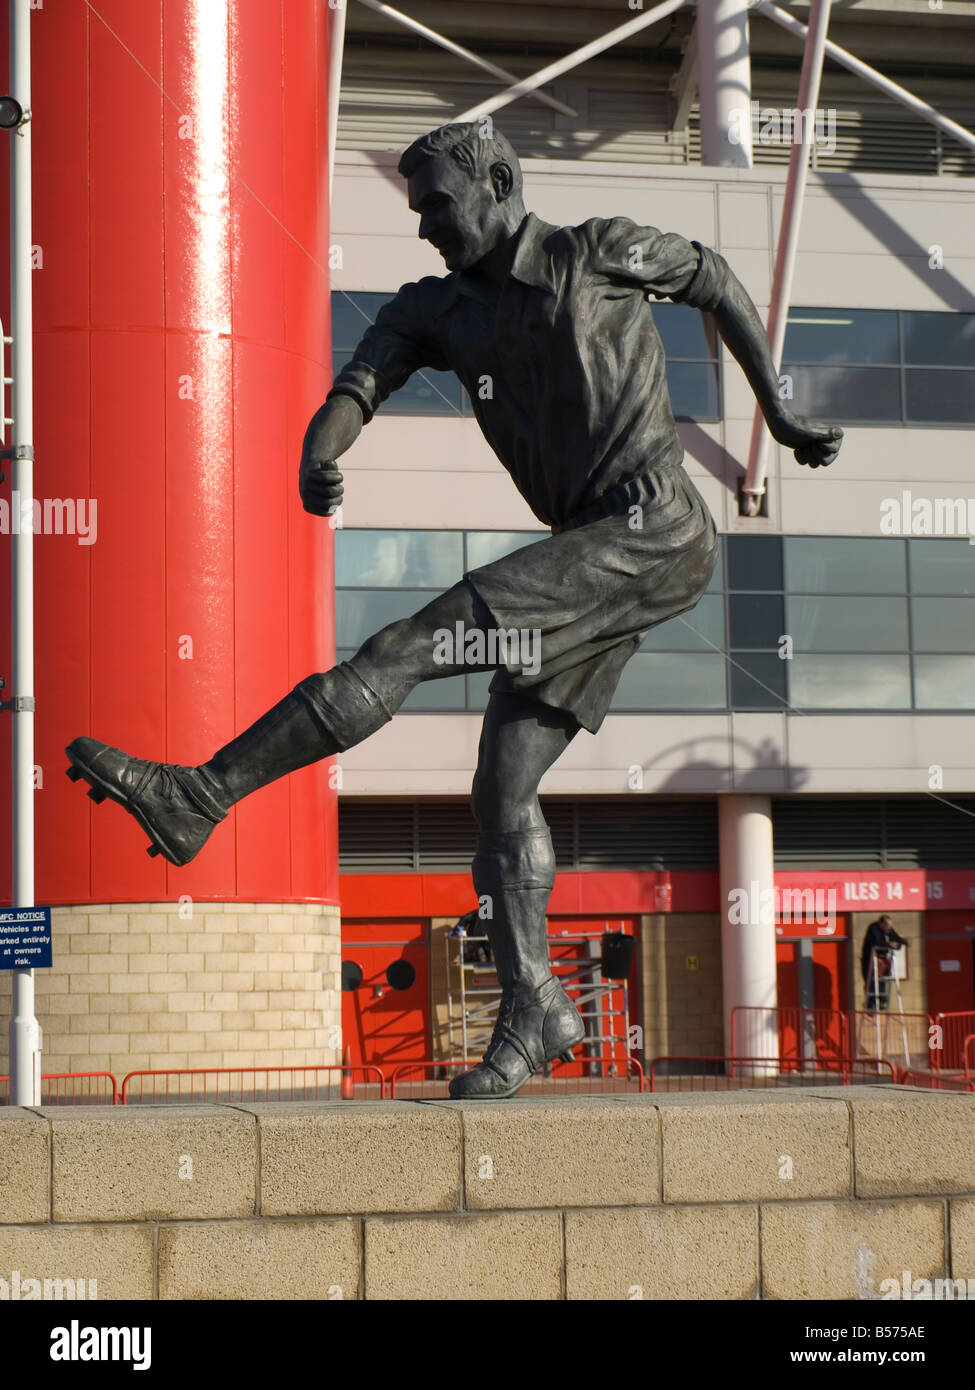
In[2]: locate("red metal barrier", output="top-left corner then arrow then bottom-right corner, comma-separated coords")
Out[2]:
850,1009 -> 933,1072
119,1066 -> 386,1105
964,1035 -> 975,1079
932,1012 -> 975,1071
730,1006 -> 851,1066
648,1055 -> 895,1093
388,1057 -> 645,1100
899,1068 -> 975,1093
0,1072 -> 118,1105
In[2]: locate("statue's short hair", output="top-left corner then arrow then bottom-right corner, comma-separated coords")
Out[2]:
398,122 -> 523,196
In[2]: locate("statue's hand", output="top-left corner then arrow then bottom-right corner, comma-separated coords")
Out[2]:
769,408 -> 843,469
299,453 -> 344,516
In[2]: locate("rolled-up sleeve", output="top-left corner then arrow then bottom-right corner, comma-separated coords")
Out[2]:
327,281 -> 446,423
585,217 -> 730,311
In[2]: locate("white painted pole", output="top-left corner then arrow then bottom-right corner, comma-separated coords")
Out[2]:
8,0 -> 40,1107
719,795 -> 778,1067
458,0 -> 688,124
328,0 -> 348,199
354,0 -> 576,119
755,0 -> 975,156
742,0 -> 832,516
697,0 -> 752,168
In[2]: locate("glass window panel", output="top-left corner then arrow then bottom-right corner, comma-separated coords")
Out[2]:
910,540 -> 975,596
729,654 -> 786,709
903,311 -> 975,367
335,530 -> 463,588
466,670 -> 494,710
385,368 -> 463,415
651,302 -> 715,358
912,598 -> 975,653
332,348 -> 462,414
914,656 -> 975,710
785,536 -> 906,594
641,594 -> 725,652
610,653 -> 726,709
780,364 -> 901,422
706,534 -> 724,593
666,362 -> 720,420
401,675 -> 467,711
789,655 -> 911,709
904,369 -> 975,424
783,309 -> 899,364
335,589 -> 432,650
331,292 -> 393,349
465,531 -> 544,569
727,535 -> 783,591
787,596 -> 909,652
729,593 -> 785,649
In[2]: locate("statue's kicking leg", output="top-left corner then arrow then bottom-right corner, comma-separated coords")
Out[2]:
64,580 -> 492,866
448,691 -> 584,1101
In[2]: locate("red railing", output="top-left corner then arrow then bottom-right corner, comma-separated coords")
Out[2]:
648,1055 -> 895,1093
849,1010 -> 933,1071
0,1072 -> 118,1105
899,1068 -> 975,1093
965,1035 -> 975,1079
388,1057 -> 645,1099
932,1012 -> 975,1071
730,1006 -> 851,1066
119,1065 -> 386,1104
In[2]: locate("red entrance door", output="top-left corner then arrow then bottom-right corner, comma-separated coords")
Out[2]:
341,920 -> 429,1069
775,931 -> 849,1063
925,913 -> 975,1067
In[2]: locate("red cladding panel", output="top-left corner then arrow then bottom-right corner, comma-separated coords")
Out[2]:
0,1 -> 336,906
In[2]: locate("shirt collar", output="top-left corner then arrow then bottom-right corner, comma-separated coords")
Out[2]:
434,213 -> 559,317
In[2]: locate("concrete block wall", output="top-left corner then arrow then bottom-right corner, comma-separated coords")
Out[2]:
640,912 -> 725,1061
1,1088 -> 973,1300
0,903 -> 342,1078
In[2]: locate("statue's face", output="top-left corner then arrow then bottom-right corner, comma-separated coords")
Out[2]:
408,156 -> 507,272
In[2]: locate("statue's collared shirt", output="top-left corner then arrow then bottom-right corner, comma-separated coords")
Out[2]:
328,212 -> 728,529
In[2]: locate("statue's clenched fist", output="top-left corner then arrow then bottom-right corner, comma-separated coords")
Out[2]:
300,456 -> 344,516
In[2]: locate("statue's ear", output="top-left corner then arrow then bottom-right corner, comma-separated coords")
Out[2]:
490,161 -> 514,202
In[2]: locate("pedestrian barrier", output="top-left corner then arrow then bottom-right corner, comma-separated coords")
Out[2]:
648,1055 -> 896,1093
899,1068 -> 975,1093
0,1072 -> 119,1105
849,1009 -> 932,1072
388,1057 -> 645,1099
730,1006 -> 851,1065
118,1065 -> 386,1105
965,1035 -> 975,1079
932,1011 -> 975,1071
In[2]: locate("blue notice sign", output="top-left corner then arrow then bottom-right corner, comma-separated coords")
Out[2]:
0,907 -> 53,969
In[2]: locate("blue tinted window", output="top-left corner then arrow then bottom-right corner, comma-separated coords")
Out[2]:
783,309 -> 899,364
336,531 -> 463,588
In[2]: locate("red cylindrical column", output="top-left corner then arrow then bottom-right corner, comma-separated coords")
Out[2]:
0,0 -> 337,909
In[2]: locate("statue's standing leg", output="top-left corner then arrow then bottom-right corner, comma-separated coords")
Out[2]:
448,691 -> 584,1100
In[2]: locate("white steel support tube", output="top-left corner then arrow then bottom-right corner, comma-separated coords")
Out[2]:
697,0 -> 752,168
354,0 -> 576,119
328,0 -> 348,197
718,796 -> 778,1065
458,0 -> 687,124
8,0 -> 40,1106
755,0 -> 975,156
742,0 -> 832,516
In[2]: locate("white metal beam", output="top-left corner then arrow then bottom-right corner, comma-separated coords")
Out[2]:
742,0 -> 833,515
457,0 -> 688,124
755,0 -> 975,155
328,0 -> 348,197
698,0 -> 752,166
355,0 -> 577,120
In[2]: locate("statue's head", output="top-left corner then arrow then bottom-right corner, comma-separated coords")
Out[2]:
398,122 -> 526,272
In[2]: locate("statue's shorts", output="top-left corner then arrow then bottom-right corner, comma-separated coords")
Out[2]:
463,463 -> 718,734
